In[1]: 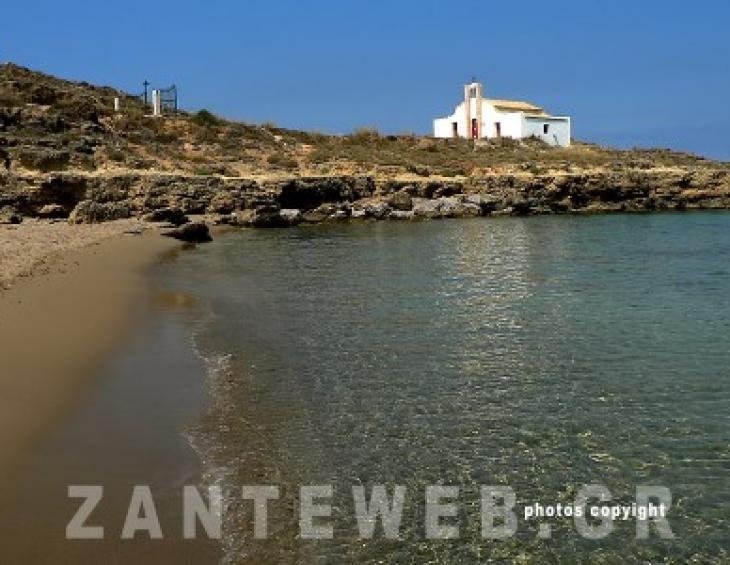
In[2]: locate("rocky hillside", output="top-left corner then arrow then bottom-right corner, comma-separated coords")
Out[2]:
1,62 -> 729,227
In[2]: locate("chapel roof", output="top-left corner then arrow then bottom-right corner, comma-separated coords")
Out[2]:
485,98 -> 546,114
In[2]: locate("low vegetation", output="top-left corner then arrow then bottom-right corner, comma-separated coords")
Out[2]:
191,109 -> 221,127
0,62 -> 723,180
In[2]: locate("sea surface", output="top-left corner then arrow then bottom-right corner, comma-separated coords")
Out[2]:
154,213 -> 730,563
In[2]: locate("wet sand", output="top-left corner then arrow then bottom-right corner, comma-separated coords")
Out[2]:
0,223 -> 220,563
0,225 -> 176,475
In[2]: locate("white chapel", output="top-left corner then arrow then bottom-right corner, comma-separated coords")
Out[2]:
433,81 -> 571,147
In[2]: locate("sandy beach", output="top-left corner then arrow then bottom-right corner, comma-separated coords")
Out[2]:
0,219 -> 221,563
0,218 -> 153,290
0,220 -> 179,474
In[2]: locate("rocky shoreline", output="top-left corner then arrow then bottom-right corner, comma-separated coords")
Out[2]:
3,64 -> 730,233
2,168 -> 730,230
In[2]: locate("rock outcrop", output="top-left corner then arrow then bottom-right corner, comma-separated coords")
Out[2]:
37,203 -> 68,218
68,200 -> 130,224
0,206 -> 22,224
162,222 -> 212,242
1,168 -> 729,229
143,207 -> 189,226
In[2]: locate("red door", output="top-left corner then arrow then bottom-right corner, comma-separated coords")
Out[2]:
471,118 -> 479,139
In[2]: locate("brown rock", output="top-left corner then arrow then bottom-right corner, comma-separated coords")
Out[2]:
162,222 -> 212,242
68,200 -> 130,224
37,203 -> 68,218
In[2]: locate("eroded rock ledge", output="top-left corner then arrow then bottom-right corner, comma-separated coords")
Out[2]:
1,168 -> 729,227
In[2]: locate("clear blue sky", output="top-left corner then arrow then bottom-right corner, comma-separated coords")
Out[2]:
4,1 -> 729,159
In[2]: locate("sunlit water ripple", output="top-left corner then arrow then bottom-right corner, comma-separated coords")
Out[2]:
158,213 -> 730,563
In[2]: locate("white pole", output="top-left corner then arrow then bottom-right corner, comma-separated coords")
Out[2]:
152,90 -> 161,116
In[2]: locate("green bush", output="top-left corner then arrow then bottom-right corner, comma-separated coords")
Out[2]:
191,109 -> 221,127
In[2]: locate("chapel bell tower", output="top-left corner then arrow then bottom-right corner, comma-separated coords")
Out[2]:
463,80 -> 483,139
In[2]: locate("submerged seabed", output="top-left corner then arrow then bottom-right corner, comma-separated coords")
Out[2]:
158,213 -> 730,563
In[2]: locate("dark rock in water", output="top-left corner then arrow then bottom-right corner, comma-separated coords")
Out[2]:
37,203 -> 68,218
143,207 -> 189,226
162,222 -> 212,243
548,197 -> 571,213
511,199 -> 536,215
68,200 -> 130,224
250,205 -> 285,228
0,206 -> 22,224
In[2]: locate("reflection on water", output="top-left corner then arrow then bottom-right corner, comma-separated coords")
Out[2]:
157,213 -> 730,563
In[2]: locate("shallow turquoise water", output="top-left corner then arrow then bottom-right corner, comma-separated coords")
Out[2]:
160,213 -> 730,563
